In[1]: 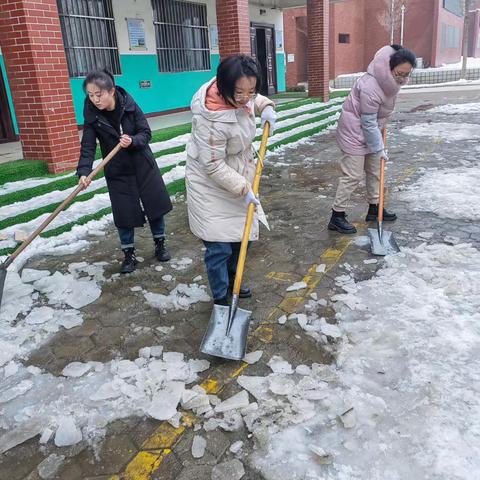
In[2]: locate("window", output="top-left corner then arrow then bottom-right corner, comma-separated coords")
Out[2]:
441,23 -> 461,51
152,0 -> 210,72
57,0 -> 121,78
338,34 -> 350,44
443,0 -> 463,17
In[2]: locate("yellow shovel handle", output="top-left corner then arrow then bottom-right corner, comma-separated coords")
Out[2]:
378,128 -> 387,223
232,122 -> 270,295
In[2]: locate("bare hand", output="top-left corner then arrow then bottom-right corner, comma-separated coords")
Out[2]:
120,134 -> 132,148
79,176 -> 91,190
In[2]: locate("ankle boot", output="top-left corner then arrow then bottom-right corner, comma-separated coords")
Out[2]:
120,247 -> 137,274
154,237 -> 171,262
328,210 -> 357,234
365,204 -> 397,222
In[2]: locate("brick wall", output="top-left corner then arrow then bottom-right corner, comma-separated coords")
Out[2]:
0,0 -> 80,173
284,7 -> 308,87
216,0 -> 251,59
307,0 -> 329,100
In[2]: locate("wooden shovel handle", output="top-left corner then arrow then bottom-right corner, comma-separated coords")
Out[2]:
3,143 -> 122,269
232,123 -> 270,295
378,128 -> 387,223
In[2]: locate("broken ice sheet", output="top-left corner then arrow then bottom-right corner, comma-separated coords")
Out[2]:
37,453 -> 65,480
144,284 -> 210,312
54,416 -> 82,447
267,356 -> 294,374
243,350 -> 263,364
215,390 -> 249,413
62,362 -> 93,378
191,435 -> 207,458
286,281 -> 307,292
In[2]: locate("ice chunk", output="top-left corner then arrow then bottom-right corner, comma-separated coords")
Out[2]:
363,258 -> 378,264
268,356 -> 294,374
286,281 -> 307,292
155,265 -> 163,272
277,315 -> 287,325
308,445 -> 333,464
243,350 -> 263,364
230,440 -> 244,454
21,268 -> 50,283
211,459 -> 245,480
145,284 -> 210,312
90,381 -> 122,401
62,362 -> 93,378
150,345 -> 164,357
320,322 -> 342,338
25,306 -> 55,325
162,275 -> 174,282
115,360 -> 140,379
237,376 -> 271,401
4,361 -> 19,378
269,375 -> 295,395
57,310 -> 83,329
340,407 -> 356,429
171,257 -> 193,271
147,382 -> 184,420
418,231 -> 434,239
191,435 -> 207,458
0,341 -> 17,367
130,286 -> 143,292
188,359 -> 210,373
37,453 -> 65,479
193,275 -> 202,282
163,352 -> 184,364
139,347 -> 151,358
0,419 -> 44,454
0,379 -> 33,403
215,390 -> 249,413
54,416 -> 82,447
39,428 -> 54,444
315,264 -> 326,273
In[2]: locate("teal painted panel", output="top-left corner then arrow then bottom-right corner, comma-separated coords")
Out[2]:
276,53 -> 286,93
70,54 -> 220,125
0,54 -> 19,135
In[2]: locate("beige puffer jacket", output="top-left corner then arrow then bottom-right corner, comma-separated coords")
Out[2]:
185,78 -> 274,242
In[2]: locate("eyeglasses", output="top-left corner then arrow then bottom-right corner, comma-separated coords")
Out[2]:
234,93 -> 257,101
393,69 -> 412,79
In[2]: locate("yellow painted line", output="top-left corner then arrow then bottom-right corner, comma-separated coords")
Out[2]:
115,236 -> 353,479
124,449 -> 170,480
266,271 -> 299,282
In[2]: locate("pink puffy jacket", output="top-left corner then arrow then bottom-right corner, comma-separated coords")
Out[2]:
336,46 -> 401,156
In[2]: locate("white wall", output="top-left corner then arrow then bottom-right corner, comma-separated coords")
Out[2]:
249,5 -> 285,53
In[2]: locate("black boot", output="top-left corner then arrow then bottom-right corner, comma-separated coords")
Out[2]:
228,277 -> 252,299
214,297 -> 229,306
120,247 -> 137,274
154,237 -> 171,262
365,204 -> 397,222
328,210 -> 357,234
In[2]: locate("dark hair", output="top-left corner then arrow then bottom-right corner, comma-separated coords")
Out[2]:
82,69 -> 115,93
389,45 -> 417,69
216,55 -> 261,106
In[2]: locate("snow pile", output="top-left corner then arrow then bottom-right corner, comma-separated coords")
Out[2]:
252,243 -> 480,479
399,166 -> 480,220
0,350 -> 211,453
144,283 -> 210,312
428,102 -> 480,115
401,122 -> 480,141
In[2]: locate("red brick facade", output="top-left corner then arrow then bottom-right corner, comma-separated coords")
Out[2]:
307,0 -> 329,100
0,0 -> 80,173
285,0 -> 480,87
284,8 -> 308,86
216,0 -> 251,58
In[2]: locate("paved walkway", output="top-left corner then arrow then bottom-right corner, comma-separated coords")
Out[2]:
1,88 -> 479,479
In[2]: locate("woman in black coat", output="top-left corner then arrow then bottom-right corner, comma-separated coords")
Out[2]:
77,69 -> 172,273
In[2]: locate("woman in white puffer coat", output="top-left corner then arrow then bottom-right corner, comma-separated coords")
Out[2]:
186,54 -> 277,306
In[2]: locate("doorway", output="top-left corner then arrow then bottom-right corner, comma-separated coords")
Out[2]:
0,64 -> 15,143
250,23 -> 277,96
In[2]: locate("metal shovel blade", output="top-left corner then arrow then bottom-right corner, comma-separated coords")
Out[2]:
200,304 -> 252,360
368,228 -> 401,256
0,266 -> 7,308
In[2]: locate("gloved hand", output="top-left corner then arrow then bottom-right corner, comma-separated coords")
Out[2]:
243,189 -> 260,208
261,106 -> 277,135
378,149 -> 389,162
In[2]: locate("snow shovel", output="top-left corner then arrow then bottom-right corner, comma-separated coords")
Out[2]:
0,143 -> 122,308
200,123 -> 270,361
368,129 -> 400,256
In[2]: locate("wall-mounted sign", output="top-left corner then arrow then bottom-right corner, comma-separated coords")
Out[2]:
275,30 -> 283,50
127,18 -> 146,50
139,80 -> 151,89
209,25 -> 219,51
287,54 -> 295,63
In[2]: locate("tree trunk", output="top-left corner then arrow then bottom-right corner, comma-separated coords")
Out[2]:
461,0 -> 471,80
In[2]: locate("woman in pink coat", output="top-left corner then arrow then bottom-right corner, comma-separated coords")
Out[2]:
329,45 -> 416,234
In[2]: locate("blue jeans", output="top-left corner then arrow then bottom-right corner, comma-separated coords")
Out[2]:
118,217 -> 166,249
203,241 -> 249,301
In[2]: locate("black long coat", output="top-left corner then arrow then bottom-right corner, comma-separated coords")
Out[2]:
77,86 -> 172,229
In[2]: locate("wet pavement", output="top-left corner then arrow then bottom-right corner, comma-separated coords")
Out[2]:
1,86 -> 480,480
